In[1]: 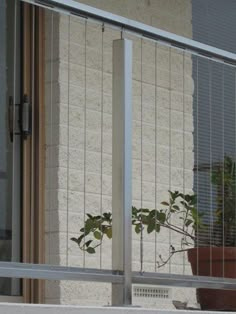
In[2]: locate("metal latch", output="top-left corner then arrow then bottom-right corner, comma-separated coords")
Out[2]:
8,94 -> 31,141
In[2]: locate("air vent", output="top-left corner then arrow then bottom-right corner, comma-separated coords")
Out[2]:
133,285 -> 171,300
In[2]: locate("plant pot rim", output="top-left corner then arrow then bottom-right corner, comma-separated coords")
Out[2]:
187,246 -> 236,251
187,246 -> 236,263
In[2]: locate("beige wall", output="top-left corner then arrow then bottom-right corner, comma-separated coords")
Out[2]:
44,0 -> 196,308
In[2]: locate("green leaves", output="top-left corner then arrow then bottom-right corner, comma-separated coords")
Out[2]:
173,205 -> 180,211
157,212 -> 166,224
85,240 -> 93,247
161,201 -> 169,206
70,212 -> 112,254
135,223 -> 142,234
71,234 -> 84,246
87,247 -> 95,254
105,227 -> 112,239
71,237 -> 79,244
155,224 -> 160,232
71,190 -> 202,257
147,219 -> 156,234
94,231 -> 102,240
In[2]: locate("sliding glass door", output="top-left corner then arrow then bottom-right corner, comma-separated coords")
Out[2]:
0,0 -> 21,296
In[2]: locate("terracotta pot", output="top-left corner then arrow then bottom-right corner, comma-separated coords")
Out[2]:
188,247 -> 236,310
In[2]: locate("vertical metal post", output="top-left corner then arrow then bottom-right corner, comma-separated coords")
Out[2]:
112,39 -> 133,306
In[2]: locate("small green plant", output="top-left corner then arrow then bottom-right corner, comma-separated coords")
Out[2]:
71,156 -> 236,267
71,191 -> 203,266
71,212 -> 112,254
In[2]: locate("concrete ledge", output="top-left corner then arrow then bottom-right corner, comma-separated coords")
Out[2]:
0,303 -> 234,314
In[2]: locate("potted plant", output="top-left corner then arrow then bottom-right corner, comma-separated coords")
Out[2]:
187,155 -> 236,310
71,156 -> 236,310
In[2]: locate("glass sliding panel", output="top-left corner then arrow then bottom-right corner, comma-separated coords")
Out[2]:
0,0 -> 21,296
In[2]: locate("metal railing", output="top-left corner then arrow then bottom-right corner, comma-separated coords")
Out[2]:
23,0 -> 236,64
3,0 -> 236,307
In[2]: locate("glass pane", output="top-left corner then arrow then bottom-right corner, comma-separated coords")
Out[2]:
0,0 -> 21,296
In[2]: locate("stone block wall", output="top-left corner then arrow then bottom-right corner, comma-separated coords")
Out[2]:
44,0 -> 196,308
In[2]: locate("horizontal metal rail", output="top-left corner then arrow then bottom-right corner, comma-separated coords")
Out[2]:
0,262 -> 123,283
1,262 -> 236,290
21,0 -> 236,65
133,272 -> 236,291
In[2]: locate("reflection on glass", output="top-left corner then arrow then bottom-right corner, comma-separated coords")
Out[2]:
0,0 -> 21,296
192,51 -> 236,309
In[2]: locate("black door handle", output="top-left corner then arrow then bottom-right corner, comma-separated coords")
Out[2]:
8,96 -> 14,143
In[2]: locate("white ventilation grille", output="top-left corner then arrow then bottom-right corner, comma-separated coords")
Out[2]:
133,285 -> 171,300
